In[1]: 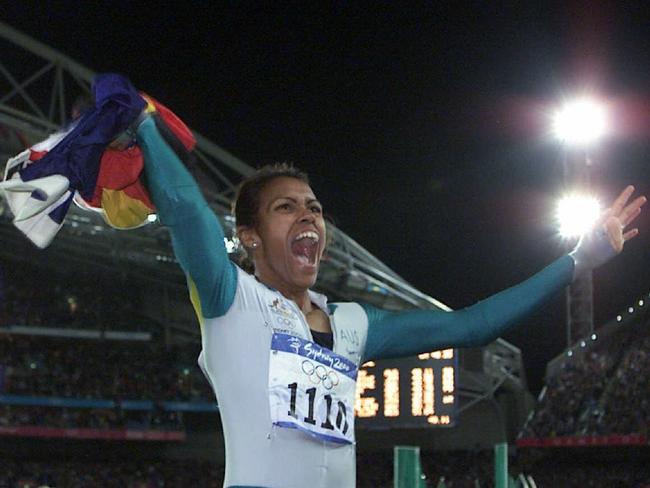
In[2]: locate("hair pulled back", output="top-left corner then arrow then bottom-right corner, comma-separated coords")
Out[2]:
232,163 -> 309,273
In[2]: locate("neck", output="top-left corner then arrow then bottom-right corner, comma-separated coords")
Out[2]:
255,273 -> 313,314
283,288 -> 313,313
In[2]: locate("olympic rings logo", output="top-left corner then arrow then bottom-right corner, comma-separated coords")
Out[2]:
301,360 -> 340,390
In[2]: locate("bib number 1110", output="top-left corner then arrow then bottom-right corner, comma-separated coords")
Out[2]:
287,382 -> 349,434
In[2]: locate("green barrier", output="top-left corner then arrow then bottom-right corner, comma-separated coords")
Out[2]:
494,442 -> 508,488
394,445 -> 425,488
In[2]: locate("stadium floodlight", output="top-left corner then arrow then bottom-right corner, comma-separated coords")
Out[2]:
552,98 -> 607,145
556,194 -> 601,237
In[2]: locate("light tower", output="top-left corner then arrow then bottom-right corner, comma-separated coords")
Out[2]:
552,97 -> 608,347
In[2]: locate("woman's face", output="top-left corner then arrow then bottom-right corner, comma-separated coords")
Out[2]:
249,176 -> 326,293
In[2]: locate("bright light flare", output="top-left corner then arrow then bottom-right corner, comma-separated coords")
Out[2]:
552,98 -> 607,145
556,194 -> 601,237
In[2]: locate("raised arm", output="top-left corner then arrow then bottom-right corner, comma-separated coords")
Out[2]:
363,186 -> 646,361
136,116 -> 237,318
363,255 -> 573,360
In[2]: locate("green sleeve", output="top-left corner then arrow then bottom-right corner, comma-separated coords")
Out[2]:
136,116 -> 237,318
362,255 -> 574,361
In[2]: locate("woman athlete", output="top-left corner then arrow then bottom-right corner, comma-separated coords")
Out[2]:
135,112 -> 644,488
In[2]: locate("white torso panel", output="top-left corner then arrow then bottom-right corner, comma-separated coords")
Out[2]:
198,268 -> 369,488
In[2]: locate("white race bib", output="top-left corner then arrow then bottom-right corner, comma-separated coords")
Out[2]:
268,333 -> 358,444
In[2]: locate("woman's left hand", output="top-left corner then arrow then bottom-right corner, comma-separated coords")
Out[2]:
601,185 -> 646,253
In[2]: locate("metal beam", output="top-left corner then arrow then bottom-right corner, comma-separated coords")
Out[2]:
0,21 -> 96,83
0,21 -> 451,314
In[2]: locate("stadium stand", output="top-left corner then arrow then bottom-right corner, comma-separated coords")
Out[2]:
583,334 -> 650,436
0,260 -> 160,334
0,405 -> 183,431
521,315 -> 650,440
0,334 -> 211,401
2,261 -> 650,486
0,459 -> 224,488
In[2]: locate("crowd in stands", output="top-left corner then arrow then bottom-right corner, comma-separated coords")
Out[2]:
516,449 -> 650,488
0,405 -> 183,431
0,259 -> 209,436
365,451 -> 649,487
0,459 -> 224,488
585,334 -> 650,436
522,316 -> 650,438
2,451 -> 649,487
420,450 -> 494,488
0,260 -> 159,333
0,453 -> 490,488
2,258 -> 650,486
0,334 -> 211,402
523,348 -> 617,438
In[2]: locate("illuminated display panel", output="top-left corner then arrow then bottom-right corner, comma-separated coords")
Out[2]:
355,349 -> 456,428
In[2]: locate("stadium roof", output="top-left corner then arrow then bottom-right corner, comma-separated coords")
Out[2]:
0,21 -> 448,312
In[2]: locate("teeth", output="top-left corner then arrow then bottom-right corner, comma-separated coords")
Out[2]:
294,231 -> 319,242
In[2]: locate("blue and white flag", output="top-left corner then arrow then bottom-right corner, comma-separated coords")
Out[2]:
2,138 -> 74,248
0,73 -> 146,248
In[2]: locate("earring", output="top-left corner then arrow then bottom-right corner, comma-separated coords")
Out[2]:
251,241 -> 258,248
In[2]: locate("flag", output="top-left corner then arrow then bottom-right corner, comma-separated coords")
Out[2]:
86,94 -> 195,230
2,140 -> 76,249
0,74 -> 195,248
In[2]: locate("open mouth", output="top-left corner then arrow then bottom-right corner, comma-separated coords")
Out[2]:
290,231 -> 320,267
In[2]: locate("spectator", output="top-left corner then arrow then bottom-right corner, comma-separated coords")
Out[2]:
521,318 -> 650,439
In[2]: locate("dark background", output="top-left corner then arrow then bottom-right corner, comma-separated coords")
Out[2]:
2,2 -> 649,393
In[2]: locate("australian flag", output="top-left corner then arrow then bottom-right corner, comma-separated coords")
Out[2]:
0,73 -> 195,248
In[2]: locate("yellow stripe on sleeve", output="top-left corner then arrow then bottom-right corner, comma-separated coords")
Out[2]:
187,276 -> 205,333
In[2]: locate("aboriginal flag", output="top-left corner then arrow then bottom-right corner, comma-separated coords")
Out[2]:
0,74 -> 195,248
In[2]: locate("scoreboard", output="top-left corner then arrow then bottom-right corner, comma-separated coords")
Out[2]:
354,348 -> 457,428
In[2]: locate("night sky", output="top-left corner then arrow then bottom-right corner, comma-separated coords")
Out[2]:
3,2 -> 649,392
